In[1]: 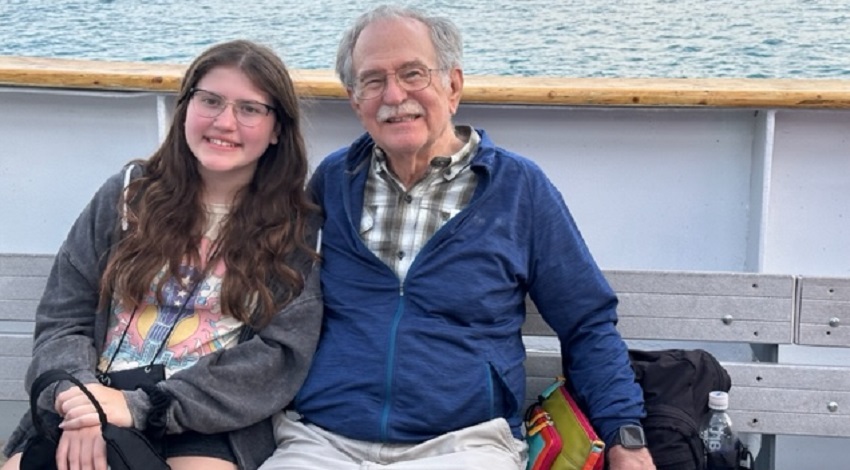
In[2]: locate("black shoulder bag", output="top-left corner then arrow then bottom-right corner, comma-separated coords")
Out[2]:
20,369 -> 170,470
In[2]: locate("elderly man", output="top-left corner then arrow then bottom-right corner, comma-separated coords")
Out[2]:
260,5 -> 655,470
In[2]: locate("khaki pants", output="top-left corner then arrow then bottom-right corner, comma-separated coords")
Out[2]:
259,413 -> 528,470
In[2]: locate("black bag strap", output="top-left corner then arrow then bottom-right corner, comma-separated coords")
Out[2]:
30,370 -> 109,440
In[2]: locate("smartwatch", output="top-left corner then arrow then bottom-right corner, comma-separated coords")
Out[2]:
612,424 -> 647,449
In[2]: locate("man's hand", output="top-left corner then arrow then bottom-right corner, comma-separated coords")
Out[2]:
607,445 -> 656,470
55,426 -> 108,470
55,383 -> 133,429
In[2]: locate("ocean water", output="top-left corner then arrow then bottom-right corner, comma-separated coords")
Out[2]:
1,0 -> 849,78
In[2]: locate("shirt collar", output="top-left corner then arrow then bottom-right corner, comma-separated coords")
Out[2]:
372,125 -> 479,183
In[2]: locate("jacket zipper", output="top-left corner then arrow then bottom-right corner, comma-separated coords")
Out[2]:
379,283 -> 405,440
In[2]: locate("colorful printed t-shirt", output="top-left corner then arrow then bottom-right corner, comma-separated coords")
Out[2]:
98,203 -> 243,378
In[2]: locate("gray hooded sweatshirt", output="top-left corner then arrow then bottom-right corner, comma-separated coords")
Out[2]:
3,167 -> 323,470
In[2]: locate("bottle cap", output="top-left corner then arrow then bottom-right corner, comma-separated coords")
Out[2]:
708,391 -> 729,410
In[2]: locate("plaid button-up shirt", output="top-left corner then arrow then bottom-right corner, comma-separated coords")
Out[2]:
360,126 -> 480,280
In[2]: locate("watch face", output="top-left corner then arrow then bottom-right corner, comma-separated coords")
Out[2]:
620,425 -> 646,448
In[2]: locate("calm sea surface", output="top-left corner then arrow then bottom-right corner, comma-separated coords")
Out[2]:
1,0 -> 849,78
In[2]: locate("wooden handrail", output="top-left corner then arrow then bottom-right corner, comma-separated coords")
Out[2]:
2,55 -> 850,108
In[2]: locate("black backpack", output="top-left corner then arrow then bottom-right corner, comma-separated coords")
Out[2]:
628,349 -> 732,470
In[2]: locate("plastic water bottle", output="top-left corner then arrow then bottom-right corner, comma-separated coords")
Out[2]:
699,391 -> 738,470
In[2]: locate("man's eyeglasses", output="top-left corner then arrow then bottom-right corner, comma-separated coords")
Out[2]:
188,88 -> 275,127
353,65 -> 443,100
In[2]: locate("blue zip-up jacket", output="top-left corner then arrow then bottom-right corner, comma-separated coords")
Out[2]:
295,129 -> 645,446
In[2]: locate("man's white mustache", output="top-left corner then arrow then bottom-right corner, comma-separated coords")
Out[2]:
376,101 -> 426,121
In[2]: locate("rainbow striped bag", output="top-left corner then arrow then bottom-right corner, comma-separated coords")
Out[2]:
525,377 -> 605,470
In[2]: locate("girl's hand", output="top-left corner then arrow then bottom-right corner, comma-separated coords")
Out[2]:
56,426 -> 108,470
56,383 -> 133,429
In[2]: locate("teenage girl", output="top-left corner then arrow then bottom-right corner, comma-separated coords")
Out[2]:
1,40 -> 322,470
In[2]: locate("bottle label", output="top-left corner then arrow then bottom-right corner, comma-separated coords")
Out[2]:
704,429 -> 726,452
701,423 -> 738,469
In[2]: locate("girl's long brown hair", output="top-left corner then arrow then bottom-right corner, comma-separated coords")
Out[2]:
100,40 -> 318,327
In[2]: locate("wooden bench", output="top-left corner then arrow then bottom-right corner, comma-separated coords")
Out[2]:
2,254 -> 850,470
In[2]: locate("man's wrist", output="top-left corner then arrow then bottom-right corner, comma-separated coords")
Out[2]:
607,445 -> 656,470
610,424 -> 647,449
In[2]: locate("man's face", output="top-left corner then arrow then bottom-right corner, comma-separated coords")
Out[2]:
348,17 -> 463,161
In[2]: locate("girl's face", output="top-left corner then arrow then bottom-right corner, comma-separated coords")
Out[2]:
184,66 -> 279,188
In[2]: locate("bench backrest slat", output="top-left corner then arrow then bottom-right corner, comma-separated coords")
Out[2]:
0,355 -> 31,382
0,300 -> 40,322
0,254 -> 54,276
0,254 -> 51,325
0,335 -> 33,356
0,276 -> 49,302
0,379 -> 28,402
604,270 -> 795,297
525,271 -> 796,344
